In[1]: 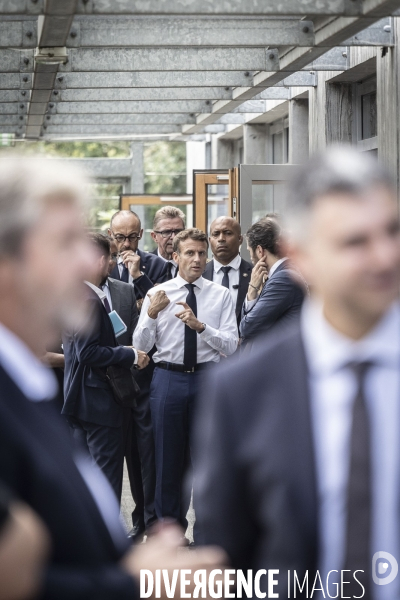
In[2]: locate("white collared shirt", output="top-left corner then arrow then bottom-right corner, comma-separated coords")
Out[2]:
0,322 -> 128,549
0,322 -> 58,401
213,254 -> 241,307
132,274 -> 238,363
157,249 -> 178,278
301,299 -> 400,600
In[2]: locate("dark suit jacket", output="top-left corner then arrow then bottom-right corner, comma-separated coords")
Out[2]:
62,286 -> 135,427
151,247 -> 158,256
194,326 -> 318,598
110,248 -> 167,299
203,257 -> 252,326
240,260 -> 305,345
0,365 -> 137,599
108,277 -> 138,346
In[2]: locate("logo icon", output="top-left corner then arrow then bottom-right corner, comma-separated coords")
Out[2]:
372,551 -> 399,586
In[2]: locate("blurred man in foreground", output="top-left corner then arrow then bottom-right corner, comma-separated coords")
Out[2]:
195,147 -> 400,599
0,157 -> 225,599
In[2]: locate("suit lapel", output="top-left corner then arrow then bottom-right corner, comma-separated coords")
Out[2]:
107,279 -> 120,316
203,260 -> 214,281
235,259 -> 251,318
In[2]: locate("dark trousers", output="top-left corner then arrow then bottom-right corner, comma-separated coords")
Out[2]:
149,367 -> 201,528
72,419 -> 124,500
122,395 -> 156,531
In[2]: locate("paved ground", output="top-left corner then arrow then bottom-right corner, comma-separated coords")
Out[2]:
120,461 -> 195,542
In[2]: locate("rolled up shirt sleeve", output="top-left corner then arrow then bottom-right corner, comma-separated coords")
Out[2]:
131,293 -> 157,353
199,291 -> 238,356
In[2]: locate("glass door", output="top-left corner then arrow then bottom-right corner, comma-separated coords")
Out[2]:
193,169 -> 239,235
239,164 -> 297,260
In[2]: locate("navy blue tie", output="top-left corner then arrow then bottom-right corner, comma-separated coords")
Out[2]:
120,264 -> 129,283
221,266 -> 231,289
183,283 -> 197,369
103,297 -> 111,314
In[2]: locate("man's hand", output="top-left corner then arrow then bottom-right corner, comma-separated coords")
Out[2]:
247,258 -> 268,301
136,350 -> 150,369
121,523 -> 228,600
121,250 -> 142,280
175,302 -> 204,333
147,290 -> 170,319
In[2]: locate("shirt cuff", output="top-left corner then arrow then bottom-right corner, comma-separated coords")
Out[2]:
244,298 -> 257,311
131,348 -> 138,365
198,323 -> 217,342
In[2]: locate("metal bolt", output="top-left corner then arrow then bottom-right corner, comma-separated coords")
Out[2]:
19,116 -> 24,121
342,51 -> 348,58
47,115 -> 51,120
21,91 -> 26,96
244,71 -> 250,77
53,90 -> 59,95
302,26 -> 309,34
190,113 -> 195,117
23,57 -> 29,65
269,53 -> 275,60
19,104 -> 24,109
225,87 -> 230,91
384,25 -> 391,32
23,76 -> 28,82
43,125 -> 47,129
205,100 -> 210,105
49,103 -> 54,108
70,30 -> 77,38
57,76 -> 64,82
26,31 -> 33,38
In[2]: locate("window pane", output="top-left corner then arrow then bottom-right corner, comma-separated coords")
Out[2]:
361,91 -> 377,139
251,183 -> 285,223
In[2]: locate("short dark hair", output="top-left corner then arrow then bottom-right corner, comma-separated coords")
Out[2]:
246,218 -> 282,257
88,232 -> 110,257
173,228 -> 209,254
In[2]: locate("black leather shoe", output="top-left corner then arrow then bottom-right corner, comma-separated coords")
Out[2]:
128,523 -> 145,542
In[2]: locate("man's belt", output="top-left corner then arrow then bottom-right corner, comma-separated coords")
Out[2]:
156,361 -> 209,373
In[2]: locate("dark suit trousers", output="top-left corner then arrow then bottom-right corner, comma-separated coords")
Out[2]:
122,396 -> 156,531
150,367 -> 201,529
72,420 -> 124,500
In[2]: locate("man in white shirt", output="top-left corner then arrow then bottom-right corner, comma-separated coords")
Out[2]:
194,147 -> 400,600
203,216 -> 252,328
150,206 -> 186,280
133,228 -> 238,530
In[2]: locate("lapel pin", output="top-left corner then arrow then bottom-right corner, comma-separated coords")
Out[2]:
243,273 -> 248,277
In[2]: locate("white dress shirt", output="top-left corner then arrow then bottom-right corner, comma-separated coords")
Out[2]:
0,322 -> 128,548
132,274 -> 238,363
213,254 -> 241,307
157,249 -> 178,278
301,299 -> 400,600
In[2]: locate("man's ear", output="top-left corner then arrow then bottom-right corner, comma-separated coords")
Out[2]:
238,234 -> 243,245
173,251 -> 179,264
150,231 -> 157,243
107,228 -> 112,237
138,228 -> 144,240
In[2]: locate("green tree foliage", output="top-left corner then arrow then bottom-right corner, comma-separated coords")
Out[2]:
0,140 -> 130,157
144,141 -> 186,194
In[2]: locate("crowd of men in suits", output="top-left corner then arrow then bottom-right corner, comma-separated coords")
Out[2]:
58,201 -> 306,545
1,146 -> 399,600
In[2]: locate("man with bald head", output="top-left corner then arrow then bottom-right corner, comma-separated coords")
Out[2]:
203,216 -> 252,327
108,210 -> 167,301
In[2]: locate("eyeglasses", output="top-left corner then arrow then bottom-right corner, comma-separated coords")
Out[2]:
110,253 -> 119,260
154,229 -> 184,239
112,233 -> 141,243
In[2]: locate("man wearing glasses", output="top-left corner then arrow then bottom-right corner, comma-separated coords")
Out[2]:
108,210 -> 167,301
151,206 -> 186,280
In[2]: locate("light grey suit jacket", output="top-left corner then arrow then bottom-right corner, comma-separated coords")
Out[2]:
107,277 -> 139,346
